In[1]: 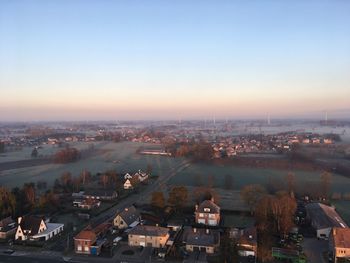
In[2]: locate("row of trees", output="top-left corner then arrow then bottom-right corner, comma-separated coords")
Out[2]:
151,186 -> 188,213
0,183 -> 59,218
53,147 -> 80,163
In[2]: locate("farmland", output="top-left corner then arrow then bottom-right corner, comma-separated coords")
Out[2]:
1,141 -> 350,193
1,140 -> 350,224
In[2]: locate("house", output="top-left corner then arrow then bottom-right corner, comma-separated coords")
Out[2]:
183,227 -> 220,254
135,170 -> 149,182
113,206 -> 140,229
83,189 -> 118,201
329,227 -> 350,263
74,198 -> 101,210
0,217 -> 16,239
124,173 -> 133,180
15,216 -> 64,241
235,227 -> 258,257
195,199 -> 221,226
74,223 -> 110,255
128,225 -> 169,248
124,179 -> 133,190
306,203 -> 348,239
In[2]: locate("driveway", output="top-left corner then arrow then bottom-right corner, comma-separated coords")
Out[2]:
302,237 -> 328,263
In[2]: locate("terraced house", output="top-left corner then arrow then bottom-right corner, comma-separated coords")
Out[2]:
128,225 -> 169,248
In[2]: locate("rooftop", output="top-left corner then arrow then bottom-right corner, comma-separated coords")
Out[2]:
332,227 -> 350,248
306,203 -> 348,230
197,199 -> 220,214
128,225 -> 169,237
183,227 -> 220,247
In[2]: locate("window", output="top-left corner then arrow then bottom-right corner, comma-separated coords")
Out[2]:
204,208 -> 210,212
199,213 -> 204,217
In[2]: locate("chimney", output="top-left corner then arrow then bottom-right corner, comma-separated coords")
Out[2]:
195,204 -> 198,211
193,228 -> 197,233
18,217 -> 22,224
211,197 -> 215,203
206,229 -> 209,234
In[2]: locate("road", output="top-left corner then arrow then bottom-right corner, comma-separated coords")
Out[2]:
0,159 -> 192,263
94,159 -> 191,223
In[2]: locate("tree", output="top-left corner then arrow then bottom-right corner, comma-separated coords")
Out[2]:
0,187 -> 16,217
168,186 -> 188,212
151,191 -> 165,210
80,169 -> 91,185
60,172 -> 72,187
320,171 -> 332,199
100,174 -> 109,189
23,183 -> 36,206
286,172 -> 295,194
240,184 -> 267,214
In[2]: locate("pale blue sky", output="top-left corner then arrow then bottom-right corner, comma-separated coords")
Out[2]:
1,0 -> 350,121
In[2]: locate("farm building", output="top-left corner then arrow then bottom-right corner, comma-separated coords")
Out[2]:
306,203 -> 347,239
329,227 -> 350,263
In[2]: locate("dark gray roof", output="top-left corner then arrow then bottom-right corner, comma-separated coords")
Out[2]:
128,225 -> 169,237
19,216 -> 44,235
197,200 -> 220,214
118,206 -> 140,225
183,227 -> 220,247
306,203 -> 347,230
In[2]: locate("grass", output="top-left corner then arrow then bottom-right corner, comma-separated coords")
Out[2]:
0,142 -> 185,188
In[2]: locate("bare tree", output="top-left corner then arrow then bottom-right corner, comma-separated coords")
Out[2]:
240,184 -> 267,214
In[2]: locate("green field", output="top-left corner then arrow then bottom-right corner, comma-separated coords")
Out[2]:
1,141 -> 350,194
168,162 -> 350,193
0,142 -> 185,188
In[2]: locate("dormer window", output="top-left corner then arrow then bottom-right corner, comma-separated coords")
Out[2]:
204,208 -> 210,212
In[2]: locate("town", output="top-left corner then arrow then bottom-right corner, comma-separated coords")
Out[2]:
1,120 -> 350,262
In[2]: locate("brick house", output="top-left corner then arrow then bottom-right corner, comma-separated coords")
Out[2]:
195,198 -> 221,226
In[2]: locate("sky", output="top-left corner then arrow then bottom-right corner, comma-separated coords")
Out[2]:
1,0 -> 350,121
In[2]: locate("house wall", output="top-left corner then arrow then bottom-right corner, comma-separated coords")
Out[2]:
195,212 -> 220,226
114,216 -> 127,229
128,233 -> 169,248
317,227 -> 331,239
186,244 -> 215,254
0,228 -> 16,239
75,239 -> 93,254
